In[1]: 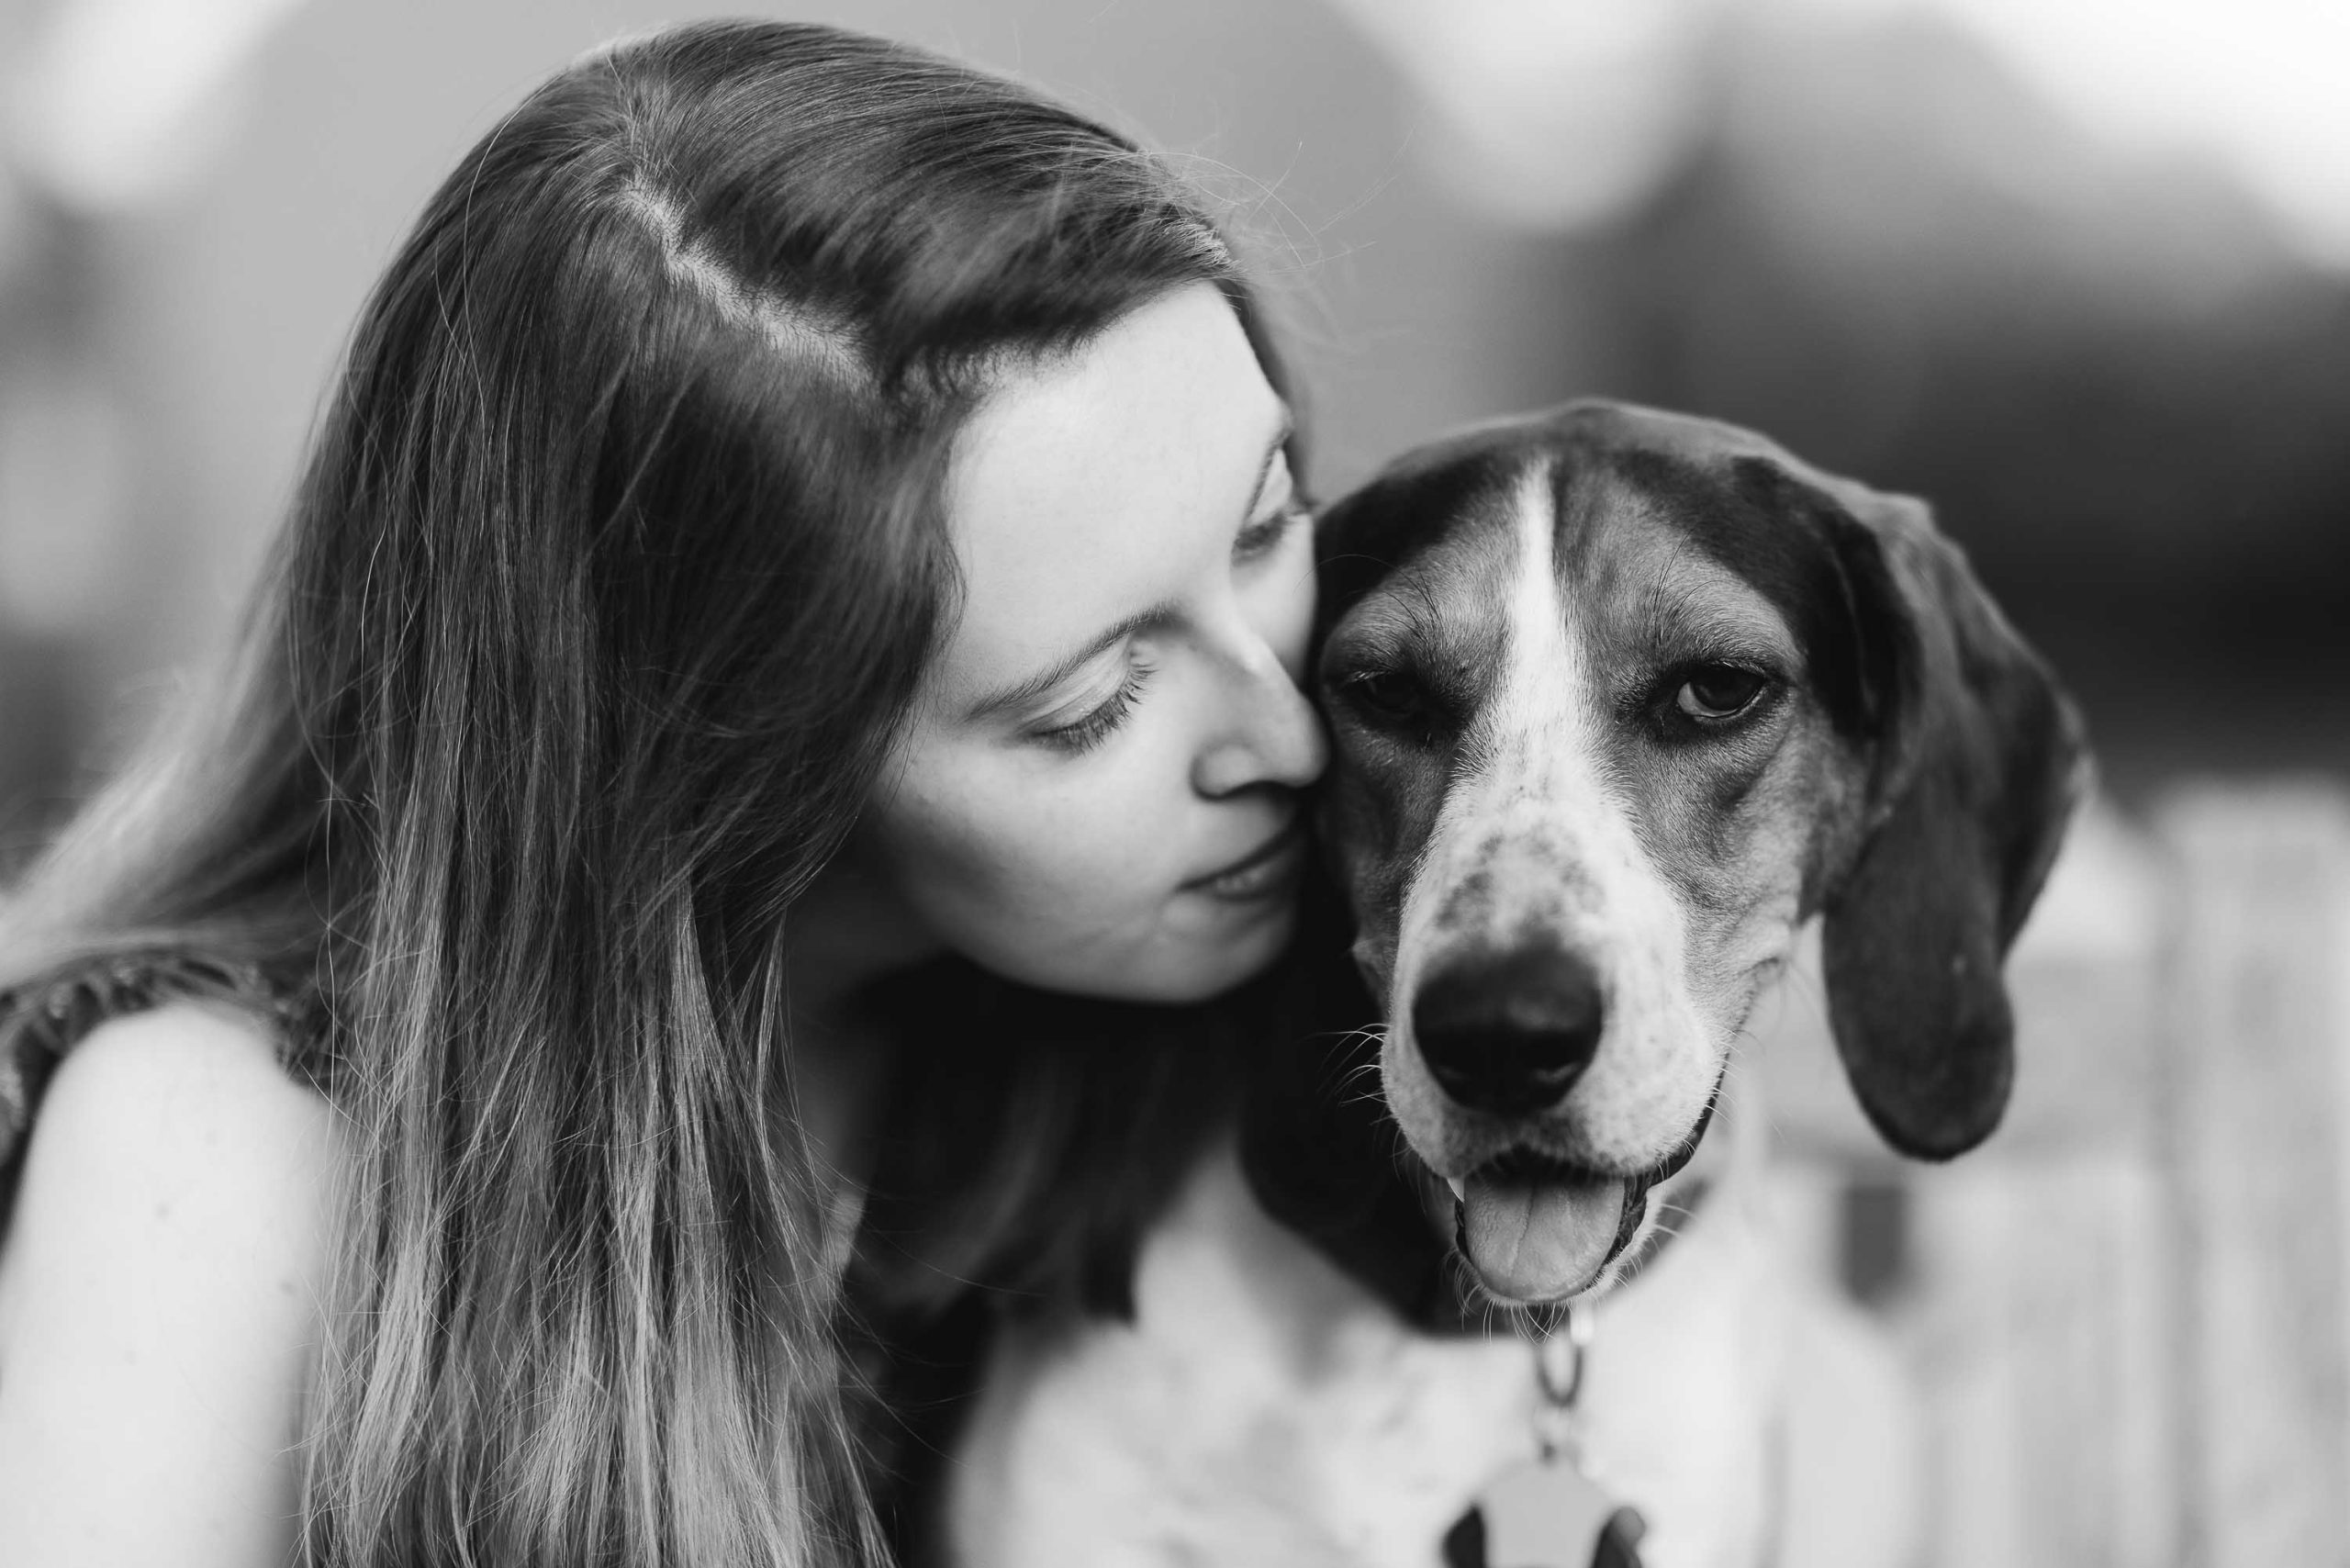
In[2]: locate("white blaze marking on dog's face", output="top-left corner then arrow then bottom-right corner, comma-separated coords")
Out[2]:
1382,462 -> 1718,1177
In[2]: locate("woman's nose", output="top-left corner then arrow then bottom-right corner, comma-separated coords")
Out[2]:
1193,638 -> 1327,798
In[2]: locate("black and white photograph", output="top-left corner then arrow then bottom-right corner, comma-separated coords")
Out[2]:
0,1 -> 2344,1563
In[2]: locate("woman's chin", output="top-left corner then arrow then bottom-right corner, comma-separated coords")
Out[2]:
983,895 -> 1300,1006
1125,896 -> 1301,1003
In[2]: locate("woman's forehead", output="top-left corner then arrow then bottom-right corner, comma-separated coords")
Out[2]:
933,286 -> 1287,705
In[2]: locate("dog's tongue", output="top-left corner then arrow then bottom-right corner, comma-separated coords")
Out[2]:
1460,1168 -> 1627,1303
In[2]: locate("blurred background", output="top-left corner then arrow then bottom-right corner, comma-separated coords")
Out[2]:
5,0 -> 2349,847
2,1 -> 2345,1563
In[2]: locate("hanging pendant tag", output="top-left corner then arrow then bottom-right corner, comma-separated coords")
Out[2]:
1440,1305 -> 1648,1568
1443,1456 -> 1646,1568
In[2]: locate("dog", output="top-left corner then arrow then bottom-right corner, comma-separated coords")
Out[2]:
903,400 -> 2085,1568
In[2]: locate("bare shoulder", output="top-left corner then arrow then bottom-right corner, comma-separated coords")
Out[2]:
15,998 -> 335,1171
0,1001 -> 343,1320
0,1002 -> 348,1565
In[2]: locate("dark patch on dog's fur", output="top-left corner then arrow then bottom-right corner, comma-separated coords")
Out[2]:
1600,448 -> 1908,748
1315,514 -> 1519,962
1808,506 -> 2088,1158
1315,439 -> 1532,614
1234,877 -> 1472,1325
1437,865 -> 1498,935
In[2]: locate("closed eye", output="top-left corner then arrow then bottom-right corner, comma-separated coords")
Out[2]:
1235,448 -> 1306,561
1030,658 -> 1155,755
1235,495 -> 1309,560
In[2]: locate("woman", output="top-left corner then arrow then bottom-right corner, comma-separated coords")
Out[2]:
0,20 -> 1323,1565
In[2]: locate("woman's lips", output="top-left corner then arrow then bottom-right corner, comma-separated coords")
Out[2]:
1187,817 -> 1307,901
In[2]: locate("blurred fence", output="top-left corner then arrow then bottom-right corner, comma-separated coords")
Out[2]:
1762,781 -> 2350,1568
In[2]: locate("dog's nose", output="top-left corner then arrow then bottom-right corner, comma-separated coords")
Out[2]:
1411,946 -> 1605,1117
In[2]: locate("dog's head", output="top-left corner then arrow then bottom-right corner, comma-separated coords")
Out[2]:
1313,400 -> 2087,1304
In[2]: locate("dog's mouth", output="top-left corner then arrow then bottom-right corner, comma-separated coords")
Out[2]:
1444,1100 -> 1715,1305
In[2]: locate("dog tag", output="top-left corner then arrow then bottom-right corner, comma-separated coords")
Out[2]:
1440,1457 -> 1647,1568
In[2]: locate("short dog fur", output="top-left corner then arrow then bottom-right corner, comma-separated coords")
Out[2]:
885,400 -> 2086,1568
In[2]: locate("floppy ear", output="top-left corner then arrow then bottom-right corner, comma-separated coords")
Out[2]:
1745,461 -> 2090,1159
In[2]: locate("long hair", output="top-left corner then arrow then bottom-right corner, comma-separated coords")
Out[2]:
0,22 -> 1273,1565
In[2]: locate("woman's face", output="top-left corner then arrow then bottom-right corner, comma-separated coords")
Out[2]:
861,283 -> 1325,1002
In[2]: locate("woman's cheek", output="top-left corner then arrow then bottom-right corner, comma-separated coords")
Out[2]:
868,754 -> 1028,917
889,748 -> 1167,933
1010,756 -> 1176,914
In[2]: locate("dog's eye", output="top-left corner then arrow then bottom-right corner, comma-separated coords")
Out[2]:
1342,668 -> 1432,730
1674,666 -> 1767,722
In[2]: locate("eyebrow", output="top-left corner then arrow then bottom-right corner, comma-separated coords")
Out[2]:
964,409 -> 1294,723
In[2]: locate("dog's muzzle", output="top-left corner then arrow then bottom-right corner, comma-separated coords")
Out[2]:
1406,938 -> 1718,1304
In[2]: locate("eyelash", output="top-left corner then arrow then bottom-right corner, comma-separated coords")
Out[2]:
1030,489 -> 1305,757
1034,659 -> 1156,755
1235,495 -> 1311,559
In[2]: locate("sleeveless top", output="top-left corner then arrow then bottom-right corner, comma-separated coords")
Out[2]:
0,954 -> 332,1214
